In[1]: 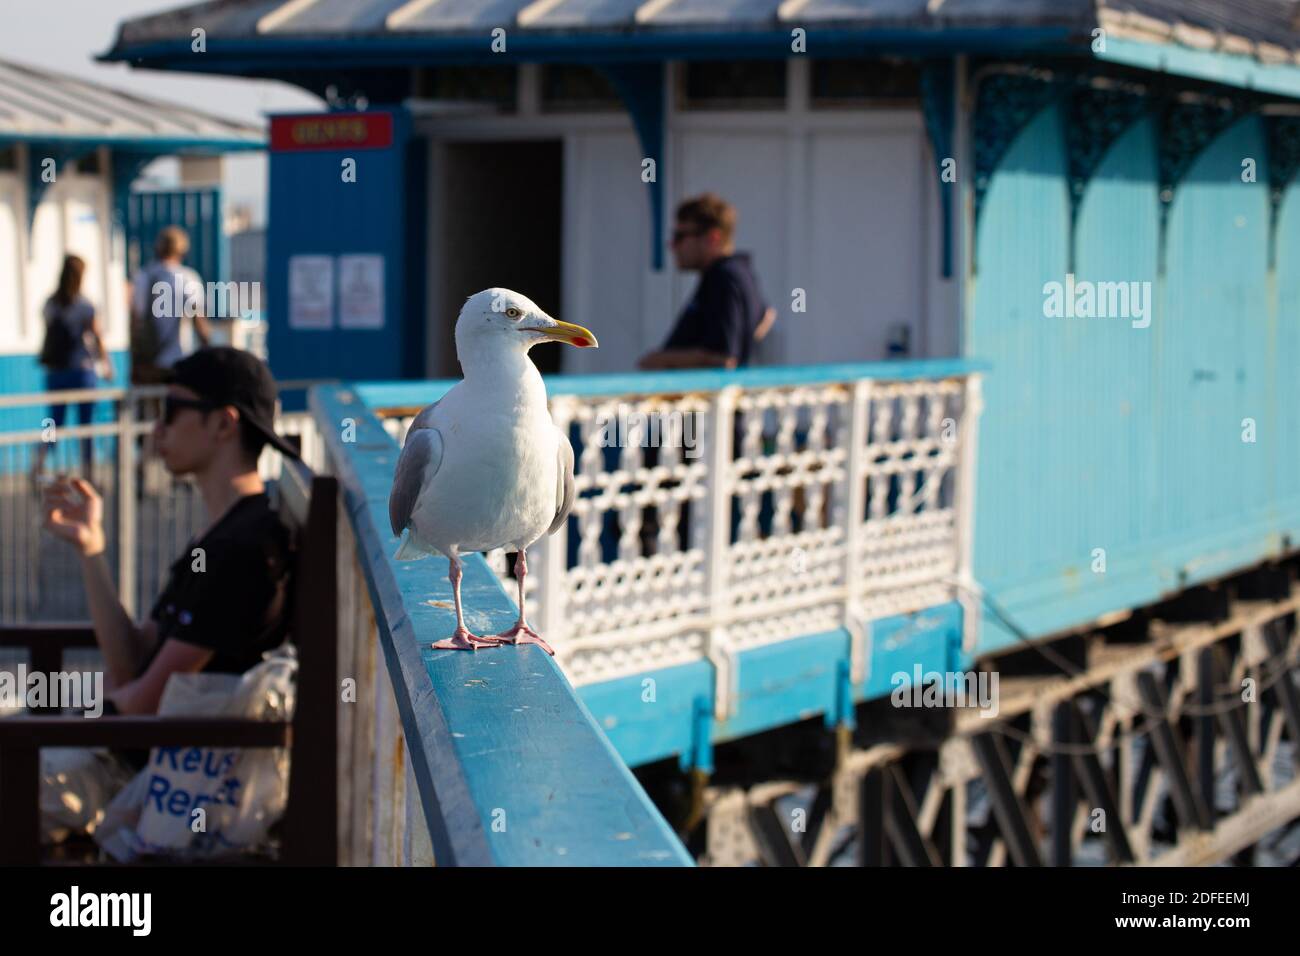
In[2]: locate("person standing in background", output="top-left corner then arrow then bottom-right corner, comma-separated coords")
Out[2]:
130,226 -> 213,384
638,193 -> 776,371
33,254 -> 112,483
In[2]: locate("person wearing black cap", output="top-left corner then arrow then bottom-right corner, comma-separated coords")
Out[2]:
41,346 -> 300,716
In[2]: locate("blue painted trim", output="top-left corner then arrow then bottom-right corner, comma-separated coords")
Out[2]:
25,142 -> 95,232
354,358 -> 988,409
1098,37 -> 1300,101
581,604 -> 963,768
920,59 -> 956,278
976,505 -> 1300,656
680,696 -> 714,774
831,660 -> 856,730
0,133 -> 262,152
403,135 -> 430,378
110,151 -> 159,247
598,64 -> 665,271
309,384 -> 691,866
100,29 -> 1081,72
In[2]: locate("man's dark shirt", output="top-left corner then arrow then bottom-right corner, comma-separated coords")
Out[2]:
662,252 -> 768,367
140,492 -> 291,678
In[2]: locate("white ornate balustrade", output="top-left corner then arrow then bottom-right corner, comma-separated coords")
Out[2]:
378,364 -> 984,711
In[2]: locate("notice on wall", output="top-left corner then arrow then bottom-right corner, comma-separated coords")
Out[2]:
287,255 -> 334,329
338,254 -> 385,330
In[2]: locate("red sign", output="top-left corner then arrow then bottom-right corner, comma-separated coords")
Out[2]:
271,112 -> 393,152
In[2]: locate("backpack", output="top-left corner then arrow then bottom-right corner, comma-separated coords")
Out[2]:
131,264 -> 185,380
39,304 -> 78,369
131,309 -> 163,369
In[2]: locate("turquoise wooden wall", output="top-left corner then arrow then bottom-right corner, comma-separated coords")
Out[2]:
1279,143 -> 1300,538
969,104 -> 1300,655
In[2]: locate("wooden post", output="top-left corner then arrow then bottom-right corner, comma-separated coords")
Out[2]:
0,744 -> 39,865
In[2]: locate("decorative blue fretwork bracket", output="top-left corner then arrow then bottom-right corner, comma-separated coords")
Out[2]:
597,63 -> 666,271
1062,80 -> 1150,271
25,142 -> 97,236
972,68 -> 1068,272
109,149 -> 160,245
1266,115 -> 1300,269
1155,95 -> 1247,273
920,59 -> 956,279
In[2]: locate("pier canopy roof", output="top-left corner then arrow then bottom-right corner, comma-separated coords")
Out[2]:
101,0 -> 1300,93
0,56 -> 264,152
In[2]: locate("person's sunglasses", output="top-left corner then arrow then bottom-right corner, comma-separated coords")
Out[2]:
670,227 -> 703,244
161,395 -> 219,426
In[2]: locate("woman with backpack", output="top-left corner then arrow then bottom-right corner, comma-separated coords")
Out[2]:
33,254 -> 112,482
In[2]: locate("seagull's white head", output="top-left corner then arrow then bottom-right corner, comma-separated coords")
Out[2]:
455,288 -> 598,362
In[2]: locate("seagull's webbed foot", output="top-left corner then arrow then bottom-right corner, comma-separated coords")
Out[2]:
432,627 -> 504,651
491,621 -> 555,656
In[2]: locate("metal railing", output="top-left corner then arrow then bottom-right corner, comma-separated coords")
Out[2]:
0,384 -> 317,627
1,358 -> 982,864
362,359 -> 985,719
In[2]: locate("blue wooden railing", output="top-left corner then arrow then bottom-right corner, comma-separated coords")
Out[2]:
310,384 -> 692,866
354,358 -> 990,407
351,360 -> 988,770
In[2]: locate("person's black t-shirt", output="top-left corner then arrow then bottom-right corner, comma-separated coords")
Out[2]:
662,252 -> 768,367
139,492 -> 291,678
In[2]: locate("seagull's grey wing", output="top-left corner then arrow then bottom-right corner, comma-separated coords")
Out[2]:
546,425 -> 576,538
389,426 -> 444,536
408,397 -> 441,432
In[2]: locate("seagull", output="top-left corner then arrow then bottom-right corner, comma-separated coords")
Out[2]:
388,289 -> 597,654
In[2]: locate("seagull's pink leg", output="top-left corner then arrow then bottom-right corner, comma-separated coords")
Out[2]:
491,549 -> 555,656
432,555 -> 502,651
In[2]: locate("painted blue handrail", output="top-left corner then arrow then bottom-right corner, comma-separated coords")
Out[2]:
355,357 -> 989,409
309,384 -> 692,866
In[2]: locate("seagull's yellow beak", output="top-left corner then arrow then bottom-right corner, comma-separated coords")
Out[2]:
529,319 -> 598,348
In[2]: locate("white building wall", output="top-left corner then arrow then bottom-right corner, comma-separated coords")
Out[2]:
419,61 -> 954,377
801,125 -> 927,362
674,125 -> 788,351
561,130 -> 651,376
0,169 -> 23,351
0,144 -> 126,363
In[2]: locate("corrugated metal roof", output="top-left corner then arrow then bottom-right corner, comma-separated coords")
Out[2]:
105,0 -> 1297,52
1105,0 -> 1299,47
0,57 -> 263,147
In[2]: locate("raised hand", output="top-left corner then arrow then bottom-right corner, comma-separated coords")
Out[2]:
42,476 -> 106,557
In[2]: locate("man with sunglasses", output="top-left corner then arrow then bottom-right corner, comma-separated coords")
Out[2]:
42,346 -> 299,717
638,193 -> 776,371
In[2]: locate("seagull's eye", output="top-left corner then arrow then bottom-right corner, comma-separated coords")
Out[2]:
505,307 -> 521,320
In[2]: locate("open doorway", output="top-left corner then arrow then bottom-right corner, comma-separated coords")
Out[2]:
433,140 -> 564,377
